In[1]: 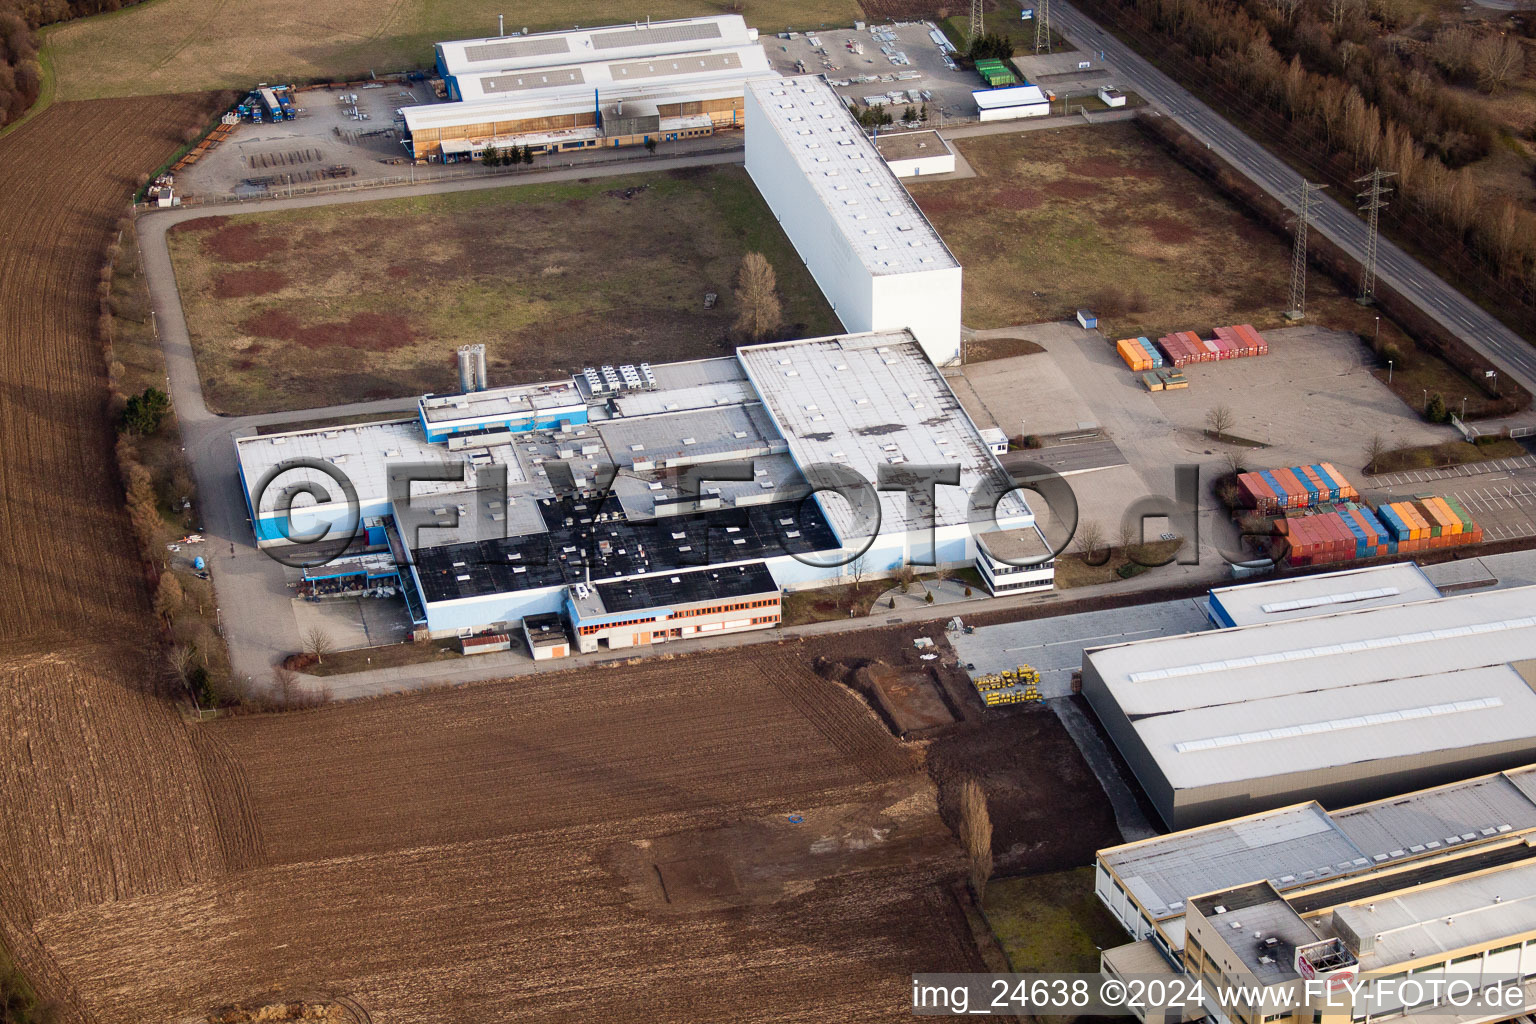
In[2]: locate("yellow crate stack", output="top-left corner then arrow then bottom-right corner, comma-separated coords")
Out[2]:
976,665 -> 1043,707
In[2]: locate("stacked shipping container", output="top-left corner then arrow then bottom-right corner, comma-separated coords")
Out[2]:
1156,324 -> 1269,367
1376,498 -> 1483,552
1236,463 -> 1358,514
1279,505 -> 1395,566
1116,337 -> 1165,371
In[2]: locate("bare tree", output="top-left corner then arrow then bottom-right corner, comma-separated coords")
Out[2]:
958,776 -> 993,901
271,666 -> 298,708
1206,404 -> 1235,442
1471,33 -> 1525,94
732,252 -> 783,341
1364,434 -> 1388,474
302,627 -> 335,665
1074,520 -> 1106,561
152,572 -> 184,621
896,564 -> 917,593
1222,450 -> 1245,478
1118,517 -> 1140,559
166,643 -> 197,690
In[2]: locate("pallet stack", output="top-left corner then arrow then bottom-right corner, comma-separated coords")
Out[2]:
973,665 -> 1042,708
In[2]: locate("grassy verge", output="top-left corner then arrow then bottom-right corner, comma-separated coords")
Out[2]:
1367,437 -> 1528,475
168,165 -> 840,414
0,943 -> 53,1024
1370,339 -> 1523,423
45,0 -> 862,102
1053,539 -> 1181,588
964,336 -> 1045,363
910,123 -> 1359,337
108,227 -> 235,705
301,637 -> 463,676
0,36 -> 57,141
781,580 -> 894,626
939,8 -> 1074,54
983,866 -> 1125,972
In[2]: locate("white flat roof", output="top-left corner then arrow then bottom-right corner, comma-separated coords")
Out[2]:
1333,858 -> 1536,968
404,74 -> 766,133
1088,587 -> 1536,792
448,44 -> 773,103
436,15 -> 756,77
737,330 -> 1031,539
973,84 -> 1048,109
747,76 -> 957,277
419,379 -> 585,427
1209,562 -> 1441,625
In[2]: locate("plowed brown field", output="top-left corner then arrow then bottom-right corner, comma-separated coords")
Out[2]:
0,95 -> 264,1023
34,645 -> 979,1022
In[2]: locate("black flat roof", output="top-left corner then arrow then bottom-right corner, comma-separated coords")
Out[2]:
411,493 -> 837,604
595,561 -> 778,614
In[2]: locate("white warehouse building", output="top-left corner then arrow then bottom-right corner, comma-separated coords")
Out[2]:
744,76 -> 963,366
404,15 -> 777,160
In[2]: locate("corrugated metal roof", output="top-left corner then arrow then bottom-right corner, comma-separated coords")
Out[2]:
1209,563 -> 1440,626
1100,764 -> 1536,942
435,15 -> 752,77
746,76 -> 957,277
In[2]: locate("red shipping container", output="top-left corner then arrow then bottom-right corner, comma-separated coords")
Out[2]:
1237,324 -> 1269,355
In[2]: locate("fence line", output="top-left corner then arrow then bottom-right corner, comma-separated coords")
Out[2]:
133,142 -> 746,213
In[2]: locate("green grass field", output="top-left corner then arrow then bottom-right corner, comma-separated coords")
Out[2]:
983,867 -> 1126,973
168,165 -> 840,414
45,0 -> 862,101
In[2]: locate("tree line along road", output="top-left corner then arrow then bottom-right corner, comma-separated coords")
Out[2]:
1051,0 -> 1536,395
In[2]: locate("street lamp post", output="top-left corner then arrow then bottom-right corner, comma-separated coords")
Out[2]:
1462,396 -> 1468,419
1387,359 -> 1393,383
1422,389 -> 1428,413
1374,316 -> 1380,348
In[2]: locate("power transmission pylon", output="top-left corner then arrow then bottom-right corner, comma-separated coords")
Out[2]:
1286,180 -> 1326,320
969,0 -> 985,45
1355,168 -> 1395,304
1035,0 -> 1052,53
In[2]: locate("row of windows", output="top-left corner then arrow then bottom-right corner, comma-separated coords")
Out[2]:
750,615 -> 779,625
577,615 -> 656,636
670,597 -> 778,618
578,597 -> 779,635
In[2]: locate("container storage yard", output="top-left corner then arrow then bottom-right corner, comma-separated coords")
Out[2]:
1156,324 -> 1269,366
1236,463 -> 1358,513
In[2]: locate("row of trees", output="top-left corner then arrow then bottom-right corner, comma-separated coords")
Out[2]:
480,144 -> 534,167
0,0 -> 152,127
1084,0 -> 1536,313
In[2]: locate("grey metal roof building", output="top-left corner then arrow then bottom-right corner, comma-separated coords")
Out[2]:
1082,586 -> 1536,830
1095,764 -> 1536,954
1205,562 -> 1442,628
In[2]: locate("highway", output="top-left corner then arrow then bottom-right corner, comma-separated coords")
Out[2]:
1051,0 -> 1536,395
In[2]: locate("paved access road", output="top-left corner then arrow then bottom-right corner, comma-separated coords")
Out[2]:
1052,0 -> 1536,395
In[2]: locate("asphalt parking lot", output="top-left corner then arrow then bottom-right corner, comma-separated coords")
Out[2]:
950,596 -> 1212,697
769,23 -> 984,123
178,77 -> 434,197
1365,450 -> 1536,542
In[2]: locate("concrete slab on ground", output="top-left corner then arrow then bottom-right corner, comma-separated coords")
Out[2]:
950,596 -> 1211,697
291,593 -> 415,652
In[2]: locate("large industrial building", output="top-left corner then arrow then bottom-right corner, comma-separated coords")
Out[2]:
1095,766 -> 1536,1024
1081,583 -> 1536,829
236,330 -> 1051,643
744,76 -> 963,365
403,16 -> 777,159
